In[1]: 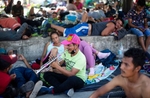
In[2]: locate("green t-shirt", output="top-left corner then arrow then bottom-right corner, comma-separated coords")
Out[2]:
61,50 -> 86,81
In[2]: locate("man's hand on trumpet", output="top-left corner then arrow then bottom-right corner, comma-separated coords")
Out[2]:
50,60 -> 60,69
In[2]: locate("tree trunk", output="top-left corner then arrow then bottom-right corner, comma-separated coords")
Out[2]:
122,0 -> 133,14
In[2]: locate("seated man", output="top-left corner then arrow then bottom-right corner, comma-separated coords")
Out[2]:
12,1 -> 24,17
127,0 -> 150,52
90,48 -> 150,98
39,34 -> 86,97
45,17 -> 124,37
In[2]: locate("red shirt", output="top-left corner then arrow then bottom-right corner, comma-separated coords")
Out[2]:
74,2 -> 83,10
0,18 -> 21,30
0,71 -> 11,94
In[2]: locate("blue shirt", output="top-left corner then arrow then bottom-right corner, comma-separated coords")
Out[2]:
127,6 -> 147,26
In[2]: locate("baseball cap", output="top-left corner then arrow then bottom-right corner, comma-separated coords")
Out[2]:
0,54 -> 17,64
61,34 -> 80,45
0,54 -> 17,70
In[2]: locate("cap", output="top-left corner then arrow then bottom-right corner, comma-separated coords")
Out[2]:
0,58 -> 11,70
0,54 -> 17,70
0,54 -> 17,64
61,34 -> 80,45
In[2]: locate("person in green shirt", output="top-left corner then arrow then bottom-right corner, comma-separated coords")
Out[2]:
39,34 -> 86,97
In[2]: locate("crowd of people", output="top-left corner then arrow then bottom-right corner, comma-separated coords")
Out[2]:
1,0 -> 150,52
0,0 -> 150,98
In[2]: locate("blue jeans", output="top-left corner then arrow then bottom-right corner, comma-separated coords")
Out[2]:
10,67 -> 38,88
0,23 -> 28,41
130,27 -> 150,37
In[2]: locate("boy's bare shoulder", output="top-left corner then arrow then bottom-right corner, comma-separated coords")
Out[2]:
115,75 -> 125,80
141,74 -> 150,87
112,75 -> 126,85
140,74 -> 150,97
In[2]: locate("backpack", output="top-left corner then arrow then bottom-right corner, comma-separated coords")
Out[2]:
97,49 -> 117,67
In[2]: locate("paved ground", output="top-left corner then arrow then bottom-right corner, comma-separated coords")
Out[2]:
37,91 -> 94,98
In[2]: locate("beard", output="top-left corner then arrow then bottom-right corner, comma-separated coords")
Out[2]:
70,50 -> 76,54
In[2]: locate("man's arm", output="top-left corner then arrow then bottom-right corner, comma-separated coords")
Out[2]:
50,61 -> 79,77
144,18 -> 148,29
128,18 -> 145,32
18,54 -> 31,69
142,86 -> 150,98
128,18 -> 139,29
101,22 -> 115,36
142,78 -> 150,98
89,75 -> 121,98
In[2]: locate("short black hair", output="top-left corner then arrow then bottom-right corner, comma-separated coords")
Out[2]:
69,0 -> 74,3
17,1 -> 21,4
124,48 -> 146,68
137,0 -> 145,7
86,8 -> 90,13
0,57 -> 11,71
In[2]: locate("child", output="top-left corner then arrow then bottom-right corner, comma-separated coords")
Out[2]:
79,40 -> 110,76
0,55 -> 16,98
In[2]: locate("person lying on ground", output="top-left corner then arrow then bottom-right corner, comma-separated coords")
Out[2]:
44,17 -> 124,37
0,16 -> 21,31
0,23 -> 31,41
90,48 -> 150,98
6,48 -> 39,98
0,14 -> 41,27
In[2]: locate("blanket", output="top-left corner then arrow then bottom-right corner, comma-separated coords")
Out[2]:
86,61 -> 119,84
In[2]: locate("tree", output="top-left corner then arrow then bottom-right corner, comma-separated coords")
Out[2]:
122,0 -> 133,14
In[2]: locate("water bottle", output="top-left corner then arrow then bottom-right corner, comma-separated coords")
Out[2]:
118,43 -> 123,59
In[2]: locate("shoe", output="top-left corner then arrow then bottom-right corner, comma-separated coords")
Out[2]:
97,52 -> 110,59
20,81 -> 34,94
66,88 -> 74,97
38,86 -> 53,95
29,80 -> 43,98
88,67 -> 95,76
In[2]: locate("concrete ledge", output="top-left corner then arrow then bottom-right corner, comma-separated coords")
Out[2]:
0,34 -> 149,61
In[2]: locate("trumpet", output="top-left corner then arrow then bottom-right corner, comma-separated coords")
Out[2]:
36,55 -> 61,74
